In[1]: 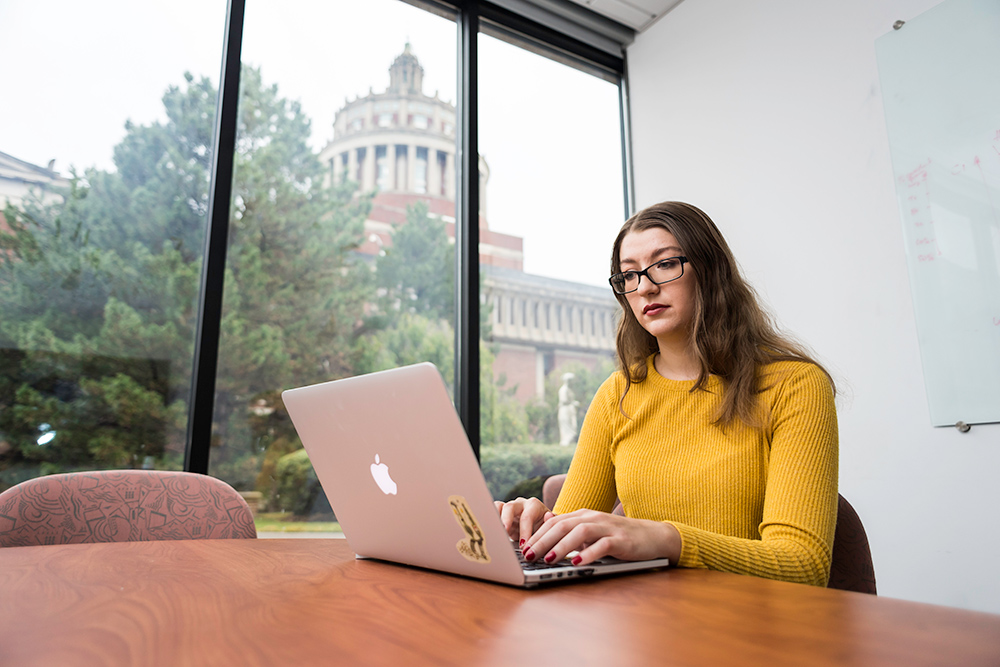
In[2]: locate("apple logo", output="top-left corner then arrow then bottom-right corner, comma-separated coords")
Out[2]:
370,454 -> 397,495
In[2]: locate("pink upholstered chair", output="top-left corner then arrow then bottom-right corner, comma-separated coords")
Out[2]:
541,473 -> 876,594
0,470 -> 257,547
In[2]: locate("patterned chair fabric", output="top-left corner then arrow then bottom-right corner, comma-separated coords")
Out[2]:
541,473 -> 876,594
0,470 -> 257,547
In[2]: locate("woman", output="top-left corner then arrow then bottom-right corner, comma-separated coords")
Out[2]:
497,201 -> 839,586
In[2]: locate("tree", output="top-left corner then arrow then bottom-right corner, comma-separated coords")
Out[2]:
374,201 -> 454,322
0,67 -> 372,489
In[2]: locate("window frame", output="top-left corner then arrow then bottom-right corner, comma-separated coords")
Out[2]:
184,0 -> 632,471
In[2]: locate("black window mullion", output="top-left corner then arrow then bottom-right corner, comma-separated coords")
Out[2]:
184,0 -> 245,474
455,0 -> 481,459
619,57 -> 635,219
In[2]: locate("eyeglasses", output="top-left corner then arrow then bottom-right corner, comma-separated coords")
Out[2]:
609,256 -> 688,294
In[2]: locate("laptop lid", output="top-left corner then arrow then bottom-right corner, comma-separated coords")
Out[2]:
281,362 -> 529,586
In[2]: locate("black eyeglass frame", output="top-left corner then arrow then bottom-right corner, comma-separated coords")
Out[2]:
609,256 -> 689,295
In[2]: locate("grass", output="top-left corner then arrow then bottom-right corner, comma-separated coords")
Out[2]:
254,512 -> 342,533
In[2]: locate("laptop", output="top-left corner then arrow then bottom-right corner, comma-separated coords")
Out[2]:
281,362 -> 671,587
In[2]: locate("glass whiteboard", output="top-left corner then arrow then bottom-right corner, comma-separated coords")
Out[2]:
876,0 -> 1000,426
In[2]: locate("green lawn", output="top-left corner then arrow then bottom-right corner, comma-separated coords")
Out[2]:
254,512 -> 341,533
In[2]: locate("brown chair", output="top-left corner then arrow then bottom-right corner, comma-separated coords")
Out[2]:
828,494 -> 877,594
0,470 -> 257,547
541,473 -> 876,594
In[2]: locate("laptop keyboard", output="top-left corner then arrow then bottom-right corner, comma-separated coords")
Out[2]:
515,547 -> 577,571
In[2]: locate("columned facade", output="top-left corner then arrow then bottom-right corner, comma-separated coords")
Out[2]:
485,266 -> 617,402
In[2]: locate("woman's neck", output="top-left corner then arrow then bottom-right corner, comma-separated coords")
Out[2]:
654,339 -> 700,381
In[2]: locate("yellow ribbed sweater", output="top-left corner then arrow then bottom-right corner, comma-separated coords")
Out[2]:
553,355 -> 839,586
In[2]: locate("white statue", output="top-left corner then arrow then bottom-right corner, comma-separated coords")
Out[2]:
557,372 -> 579,446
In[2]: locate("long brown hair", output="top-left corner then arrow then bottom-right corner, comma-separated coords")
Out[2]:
611,201 -> 833,426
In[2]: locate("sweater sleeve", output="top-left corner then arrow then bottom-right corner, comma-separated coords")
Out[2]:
672,364 -> 839,586
552,374 -> 621,515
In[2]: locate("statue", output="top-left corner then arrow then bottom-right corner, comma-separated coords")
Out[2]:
557,373 -> 579,446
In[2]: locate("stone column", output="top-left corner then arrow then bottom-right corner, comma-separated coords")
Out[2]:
388,144 -> 397,191
347,148 -> 359,186
445,152 -> 455,201
396,145 -> 408,191
361,144 -> 376,192
428,149 -> 442,197
407,143 -> 418,194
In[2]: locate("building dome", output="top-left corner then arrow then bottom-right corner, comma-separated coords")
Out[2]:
318,45 -> 517,270
388,43 -> 424,95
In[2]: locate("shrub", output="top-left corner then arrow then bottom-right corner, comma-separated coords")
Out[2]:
273,448 -> 332,517
480,443 -> 576,500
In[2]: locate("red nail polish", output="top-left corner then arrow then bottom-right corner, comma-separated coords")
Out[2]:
524,549 -> 535,561
544,551 -> 557,563
519,538 -> 525,547
571,555 -> 582,566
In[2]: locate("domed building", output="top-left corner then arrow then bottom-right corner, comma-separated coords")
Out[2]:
318,43 -> 519,269
320,45 -> 617,404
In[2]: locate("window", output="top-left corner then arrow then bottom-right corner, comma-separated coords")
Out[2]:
478,31 -> 625,479
0,0 -> 226,485
207,0 -> 457,530
0,0 -> 631,529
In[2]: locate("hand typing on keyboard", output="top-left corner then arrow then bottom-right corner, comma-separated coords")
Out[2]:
497,497 -> 681,567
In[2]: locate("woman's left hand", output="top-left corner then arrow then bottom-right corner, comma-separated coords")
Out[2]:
521,509 -> 682,566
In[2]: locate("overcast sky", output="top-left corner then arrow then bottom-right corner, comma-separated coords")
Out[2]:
0,0 -> 625,287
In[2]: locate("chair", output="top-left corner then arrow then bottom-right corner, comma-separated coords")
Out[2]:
541,473 -> 876,594
0,470 -> 257,547
828,494 -> 877,594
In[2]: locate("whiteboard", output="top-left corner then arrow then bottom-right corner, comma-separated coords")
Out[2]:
875,0 -> 1000,426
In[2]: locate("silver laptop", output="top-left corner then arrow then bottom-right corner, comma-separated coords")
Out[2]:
281,362 -> 670,587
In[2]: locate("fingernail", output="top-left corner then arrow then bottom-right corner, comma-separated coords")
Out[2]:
544,551 -> 557,563
524,549 -> 535,561
571,555 -> 582,566
519,538 -> 525,547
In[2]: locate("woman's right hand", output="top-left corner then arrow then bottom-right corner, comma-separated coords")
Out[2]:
493,497 -> 555,546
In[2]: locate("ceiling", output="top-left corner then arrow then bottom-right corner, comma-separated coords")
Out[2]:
566,0 -> 685,32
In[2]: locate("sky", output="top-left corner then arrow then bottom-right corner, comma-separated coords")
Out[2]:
0,0 -> 626,287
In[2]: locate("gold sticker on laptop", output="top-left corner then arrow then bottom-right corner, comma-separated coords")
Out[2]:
448,495 -> 491,564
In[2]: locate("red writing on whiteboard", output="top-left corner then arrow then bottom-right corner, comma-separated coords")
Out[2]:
918,254 -> 936,262
916,237 -> 936,245
901,160 -> 931,184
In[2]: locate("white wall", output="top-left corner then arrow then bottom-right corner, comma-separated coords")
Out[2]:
626,0 -> 1000,613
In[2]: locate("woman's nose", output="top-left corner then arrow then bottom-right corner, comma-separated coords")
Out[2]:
635,273 -> 658,295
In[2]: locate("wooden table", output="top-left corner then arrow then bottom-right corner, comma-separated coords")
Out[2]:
1,539 -> 999,666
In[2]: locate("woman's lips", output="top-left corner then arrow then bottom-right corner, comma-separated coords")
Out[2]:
643,304 -> 667,315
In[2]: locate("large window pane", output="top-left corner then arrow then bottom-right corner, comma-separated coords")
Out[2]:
0,1 -> 226,489
477,34 -> 625,500
207,0 -> 457,534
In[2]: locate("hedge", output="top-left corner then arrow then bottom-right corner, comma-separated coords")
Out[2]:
480,443 -> 575,500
